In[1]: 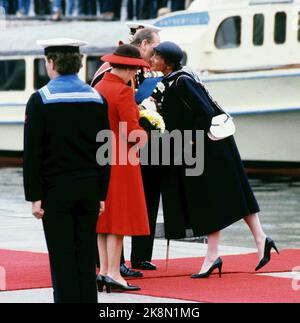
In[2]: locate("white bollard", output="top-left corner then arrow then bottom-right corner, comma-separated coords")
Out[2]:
292,266 -> 300,291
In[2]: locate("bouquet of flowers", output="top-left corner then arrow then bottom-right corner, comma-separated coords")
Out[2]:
139,109 -> 165,134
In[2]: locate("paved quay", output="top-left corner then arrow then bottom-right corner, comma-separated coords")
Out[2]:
0,213 -> 256,303
0,168 -> 299,303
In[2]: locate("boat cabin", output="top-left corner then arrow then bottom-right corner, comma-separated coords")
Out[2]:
155,0 -> 300,73
0,21 -> 128,105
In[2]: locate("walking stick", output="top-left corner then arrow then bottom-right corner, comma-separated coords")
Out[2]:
166,239 -> 170,271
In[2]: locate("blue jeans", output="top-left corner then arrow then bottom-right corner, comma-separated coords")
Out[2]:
67,0 -> 76,15
0,1 -> 8,12
52,0 -> 61,13
18,0 -> 30,15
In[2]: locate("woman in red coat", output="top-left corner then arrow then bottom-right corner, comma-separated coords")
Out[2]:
95,44 -> 150,292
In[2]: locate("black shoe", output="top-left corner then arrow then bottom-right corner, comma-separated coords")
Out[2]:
105,276 -> 141,293
255,237 -> 279,271
120,263 -> 143,277
97,274 -> 105,292
191,258 -> 223,279
132,261 -> 157,270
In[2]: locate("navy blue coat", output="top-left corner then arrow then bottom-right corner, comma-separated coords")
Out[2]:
160,70 -> 260,239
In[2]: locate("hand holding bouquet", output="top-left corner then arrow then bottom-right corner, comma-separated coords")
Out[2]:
139,109 -> 165,134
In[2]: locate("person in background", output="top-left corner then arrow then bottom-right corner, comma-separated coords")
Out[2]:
157,0 -> 168,9
0,0 -> 18,15
23,38 -> 110,303
171,0 -> 185,11
112,0 -> 122,21
126,0 -> 142,20
141,0 -> 157,19
17,0 -> 31,16
66,0 -> 76,16
51,0 -> 64,20
98,0 -> 114,21
34,0 -> 51,15
94,44 -> 150,293
78,0 -> 96,15
0,0 -> 8,12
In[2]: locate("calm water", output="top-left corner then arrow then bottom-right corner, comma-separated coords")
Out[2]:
0,168 -> 299,249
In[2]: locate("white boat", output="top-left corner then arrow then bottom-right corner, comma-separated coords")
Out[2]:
0,1 -> 300,174
0,21 -> 128,165
154,0 -> 300,173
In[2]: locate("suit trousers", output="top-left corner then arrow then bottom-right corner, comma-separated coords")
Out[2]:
130,165 -> 161,264
42,177 -> 100,303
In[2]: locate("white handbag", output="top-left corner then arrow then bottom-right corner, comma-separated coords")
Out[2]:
176,73 -> 236,141
207,113 -> 236,141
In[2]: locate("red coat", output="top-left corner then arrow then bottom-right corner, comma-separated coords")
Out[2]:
95,72 -> 150,236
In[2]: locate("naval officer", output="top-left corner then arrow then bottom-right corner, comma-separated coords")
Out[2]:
23,38 -> 110,303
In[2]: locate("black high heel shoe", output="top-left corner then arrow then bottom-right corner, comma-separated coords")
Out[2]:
105,276 -> 141,293
97,274 -> 106,292
191,257 -> 223,279
255,237 -> 279,271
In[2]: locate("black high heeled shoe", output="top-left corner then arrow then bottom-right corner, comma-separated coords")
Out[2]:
191,257 -> 223,279
97,274 -> 106,292
104,276 -> 141,293
255,237 -> 279,271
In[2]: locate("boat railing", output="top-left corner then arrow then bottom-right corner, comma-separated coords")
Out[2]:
205,63 -> 300,74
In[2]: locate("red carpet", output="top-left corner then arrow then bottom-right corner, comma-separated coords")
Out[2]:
127,249 -> 299,279
130,274 -> 300,303
0,250 -> 51,291
0,249 -> 299,303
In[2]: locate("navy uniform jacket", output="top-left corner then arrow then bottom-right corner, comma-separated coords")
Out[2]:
23,74 -> 110,202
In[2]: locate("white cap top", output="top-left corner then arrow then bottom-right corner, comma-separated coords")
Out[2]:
126,22 -> 162,34
37,38 -> 88,48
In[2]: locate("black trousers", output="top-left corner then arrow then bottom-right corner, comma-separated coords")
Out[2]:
130,165 -> 161,264
119,165 -> 161,266
42,178 -> 100,303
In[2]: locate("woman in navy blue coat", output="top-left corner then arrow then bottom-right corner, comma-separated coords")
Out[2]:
150,42 -> 279,278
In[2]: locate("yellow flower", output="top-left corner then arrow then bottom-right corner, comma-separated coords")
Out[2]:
139,109 -> 165,134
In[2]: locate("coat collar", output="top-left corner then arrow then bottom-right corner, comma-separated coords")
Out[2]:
102,72 -> 126,84
38,74 -> 103,104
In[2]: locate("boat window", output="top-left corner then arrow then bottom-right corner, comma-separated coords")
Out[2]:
0,59 -> 25,91
253,14 -> 264,46
274,12 -> 286,44
34,58 -> 50,90
86,56 -> 104,85
215,16 -> 241,49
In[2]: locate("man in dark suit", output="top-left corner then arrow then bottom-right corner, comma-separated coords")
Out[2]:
23,38 -> 110,303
